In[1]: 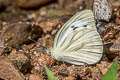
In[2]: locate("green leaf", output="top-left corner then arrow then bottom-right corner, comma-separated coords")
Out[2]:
103,61 -> 118,80
45,66 -> 56,80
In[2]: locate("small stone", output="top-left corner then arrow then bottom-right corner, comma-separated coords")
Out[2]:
63,76 -> 76,80
90,67 -> 103,80
8,53 -> 32,72
39,19 -> 59,33
0,22 -> 43,49
46,9 -> 72,18
96,61 -> 111,75
29,74 -> 43,80
38,54 -> 55,66
17,0 -> 56,9
0,0 -> 10,12
0,56 -> 25,80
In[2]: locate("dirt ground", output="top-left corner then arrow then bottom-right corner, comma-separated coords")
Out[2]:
0,0 -> 120,80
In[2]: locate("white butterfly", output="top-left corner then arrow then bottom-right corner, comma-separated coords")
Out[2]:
93,0 -> 112,21
47,10 -> 103,65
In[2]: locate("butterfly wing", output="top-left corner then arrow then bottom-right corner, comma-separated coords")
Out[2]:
55,28 -> 103,65
52,10 -> 103,65
54,10 -> 96,50
93,0 -> 112,21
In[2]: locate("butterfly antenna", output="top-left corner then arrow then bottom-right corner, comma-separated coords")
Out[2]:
28,37 -> 49,53
28,37 -> 37,43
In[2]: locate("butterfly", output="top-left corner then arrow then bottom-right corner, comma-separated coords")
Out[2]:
47,10 -> 103,65
93,0 -> 112,21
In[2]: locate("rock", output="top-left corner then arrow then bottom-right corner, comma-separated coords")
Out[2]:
8,53 -> 32,73
0,2 -> 5,12
110,41 -> 120,53
58,0 -> 85,10
63,76 -> 76,80
0,0 -> 10,12
114,7 -> 120,24
90,67 -> 103,80
0,53 -> 32,80
0,56 -> 25,80
0,38 -> 4,55
0,22 -> 43,51
85,0 -> 94,9
29,74 -> 43,80
111,0 -> 120,8
104,42 -> 118,59
96,61 -> 111,75
38,54 -> 55,66
16,0 -> 56,9
46,9 -> 72,18
103,25 -> 120,59
39,19 -> 59,33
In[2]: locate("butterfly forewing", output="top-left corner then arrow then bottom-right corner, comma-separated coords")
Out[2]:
54,10 -> 96,50
52,10 -> 103,65
93,0 -> 112,21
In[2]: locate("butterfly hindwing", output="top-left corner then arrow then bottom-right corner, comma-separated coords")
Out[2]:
53,27 -> 103,65
52,10 -> 103,65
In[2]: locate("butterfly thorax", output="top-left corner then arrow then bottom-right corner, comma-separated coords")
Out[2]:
46,47 -> 63,60
52,48 -> 63,60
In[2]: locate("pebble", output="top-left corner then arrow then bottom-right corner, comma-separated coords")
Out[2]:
17,0 -> 56,8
